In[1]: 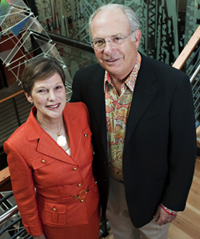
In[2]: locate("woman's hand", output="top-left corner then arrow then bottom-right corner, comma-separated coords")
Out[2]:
33,233 -> 46,239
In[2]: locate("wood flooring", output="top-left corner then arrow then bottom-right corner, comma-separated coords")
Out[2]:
102,158 -> 200,239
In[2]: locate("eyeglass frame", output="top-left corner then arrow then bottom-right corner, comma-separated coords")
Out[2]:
91,30 -> 135,51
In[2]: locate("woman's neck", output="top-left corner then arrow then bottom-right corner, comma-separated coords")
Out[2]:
36,114 -> 63,133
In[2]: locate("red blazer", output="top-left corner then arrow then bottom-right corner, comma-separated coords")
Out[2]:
4,102 -> 99,236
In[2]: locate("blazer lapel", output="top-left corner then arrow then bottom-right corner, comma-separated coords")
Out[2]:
62,106 -> 82,162
125,55 -> 157,144
25,106 -> 77,165
36,133 -> 76,164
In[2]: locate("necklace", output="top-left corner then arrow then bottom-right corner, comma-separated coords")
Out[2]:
39,121 -> 67,147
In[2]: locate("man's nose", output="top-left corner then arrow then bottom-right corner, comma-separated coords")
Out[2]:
103,40 -> 114,52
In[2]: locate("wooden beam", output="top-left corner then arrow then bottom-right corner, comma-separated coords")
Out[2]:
173,25 -> 200,70
0,90 -> 23,104
0,167 -> 10,186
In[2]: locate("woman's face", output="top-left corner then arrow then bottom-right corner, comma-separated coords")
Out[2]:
25,72 -> 66,122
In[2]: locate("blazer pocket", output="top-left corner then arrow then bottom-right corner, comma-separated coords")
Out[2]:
141,111 -> 166,121
43,201 -> 67,225
31,156 -> 55,170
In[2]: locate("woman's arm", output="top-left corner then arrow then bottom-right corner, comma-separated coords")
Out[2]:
4,140 -> 43,236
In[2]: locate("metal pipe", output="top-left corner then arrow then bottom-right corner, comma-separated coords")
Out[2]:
0,205 -> 18,225
190,64 -> 200,83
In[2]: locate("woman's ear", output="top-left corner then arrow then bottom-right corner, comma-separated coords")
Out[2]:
24,92 -> 33,104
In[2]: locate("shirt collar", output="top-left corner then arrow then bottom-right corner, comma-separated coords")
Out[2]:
104,52 -> 141,92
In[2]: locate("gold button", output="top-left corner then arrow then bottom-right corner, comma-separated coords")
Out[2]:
41,159 -> 45,163
78,184 -> 81,187
84,134 -> 88,137
80,199 -> 84,202
95,181 -> 97,184
73,167 -> 77,171
53,207 -> 56,211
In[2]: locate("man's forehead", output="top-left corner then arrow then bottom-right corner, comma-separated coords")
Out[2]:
90,9 -> 129,35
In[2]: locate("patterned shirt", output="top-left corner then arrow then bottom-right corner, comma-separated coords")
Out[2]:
105,52 -> 141,181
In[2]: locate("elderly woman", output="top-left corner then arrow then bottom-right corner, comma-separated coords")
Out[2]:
4,57 -> 100,239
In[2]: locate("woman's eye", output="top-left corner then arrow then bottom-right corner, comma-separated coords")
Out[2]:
56,85 -> 62,90
38,89 -> 46,93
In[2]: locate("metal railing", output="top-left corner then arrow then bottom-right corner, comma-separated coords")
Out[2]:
0,91 -> 32,148
173,26 -> 200,124
0,191 -> 33,239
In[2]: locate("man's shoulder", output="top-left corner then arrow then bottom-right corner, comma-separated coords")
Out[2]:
141,53 -> 188,79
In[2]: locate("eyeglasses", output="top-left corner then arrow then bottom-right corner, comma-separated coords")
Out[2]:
91,31 -> 134,51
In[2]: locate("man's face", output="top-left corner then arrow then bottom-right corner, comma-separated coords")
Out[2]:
90,7 -> 141,82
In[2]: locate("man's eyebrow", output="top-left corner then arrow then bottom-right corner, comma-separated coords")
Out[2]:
92,37 -> 104,40
93,33 -> 122,40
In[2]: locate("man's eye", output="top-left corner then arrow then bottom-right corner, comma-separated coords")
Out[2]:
113,36 -> 123,42
95,40 -> 104,45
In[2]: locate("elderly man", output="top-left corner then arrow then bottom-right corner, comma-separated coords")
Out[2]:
71,3 -> 196,239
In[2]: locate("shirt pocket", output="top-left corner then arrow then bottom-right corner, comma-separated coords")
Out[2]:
43,201 -> 67,226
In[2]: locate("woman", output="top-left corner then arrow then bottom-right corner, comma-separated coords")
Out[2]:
4,57 -> 100,239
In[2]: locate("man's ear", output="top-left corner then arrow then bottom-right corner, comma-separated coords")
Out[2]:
133,29 -> 142,49
24,92 -> 33,104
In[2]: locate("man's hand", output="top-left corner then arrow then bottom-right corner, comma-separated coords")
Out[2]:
154,204 -> 177,226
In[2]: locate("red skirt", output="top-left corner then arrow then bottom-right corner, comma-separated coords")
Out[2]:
42,208 -> 100,239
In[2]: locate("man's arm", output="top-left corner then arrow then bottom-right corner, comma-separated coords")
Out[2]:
162,74 -> 197,211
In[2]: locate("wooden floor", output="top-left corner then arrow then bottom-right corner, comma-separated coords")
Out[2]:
102,157 -> 200,239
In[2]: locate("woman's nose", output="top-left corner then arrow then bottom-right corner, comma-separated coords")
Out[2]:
48,90 -> 56,100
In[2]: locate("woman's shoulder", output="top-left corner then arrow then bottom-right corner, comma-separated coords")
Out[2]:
4,123 -> 26,150
64,102 -> 89,122
65,101 -> 87,111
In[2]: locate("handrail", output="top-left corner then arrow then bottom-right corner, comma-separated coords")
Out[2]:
48,32 -> 94,53
0,191 -> 13,203
173,25 -> 200,70
0,216 -> 21,235
0,167 -> 10,186
0,205 -> 18,225
0,90 -> 23,104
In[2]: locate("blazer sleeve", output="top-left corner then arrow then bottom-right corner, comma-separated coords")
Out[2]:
162,74 -> 197,210
4,140 -> 43,236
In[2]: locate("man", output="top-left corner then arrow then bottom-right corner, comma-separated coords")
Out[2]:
70,3 -> 197,239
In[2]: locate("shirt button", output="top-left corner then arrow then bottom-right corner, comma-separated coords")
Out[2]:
41,159 -> 45,163
73,167 -> 77,171
84,134 -> 88,137
53,207 -> 56,211
80,199 -> 84,202
78,184 -> 81,187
